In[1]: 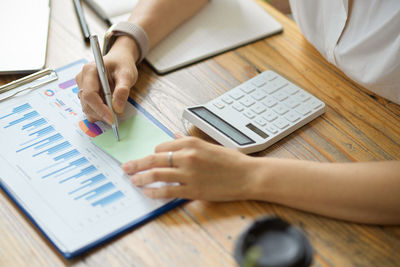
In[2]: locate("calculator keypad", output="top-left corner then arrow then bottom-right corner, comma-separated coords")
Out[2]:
239,97 -> 255,107
208,70 -> 324,143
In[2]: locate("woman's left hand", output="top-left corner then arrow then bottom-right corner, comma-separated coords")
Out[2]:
121,135 -> 260,201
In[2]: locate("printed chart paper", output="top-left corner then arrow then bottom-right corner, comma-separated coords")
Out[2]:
0,60 -> 178,258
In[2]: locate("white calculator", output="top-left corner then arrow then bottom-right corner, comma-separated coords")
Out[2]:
183,70 -> 326,154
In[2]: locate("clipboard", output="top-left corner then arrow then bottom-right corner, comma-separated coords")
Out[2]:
0,59 -> 186,259
0,68 -> 58,102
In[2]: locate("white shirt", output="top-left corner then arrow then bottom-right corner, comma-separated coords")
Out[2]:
289,0 -> 400,104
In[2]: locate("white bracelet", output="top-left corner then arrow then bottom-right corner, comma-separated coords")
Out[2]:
103,21 -> 150,64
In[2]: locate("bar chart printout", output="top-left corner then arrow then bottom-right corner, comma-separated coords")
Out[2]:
0,102 -> 127,222
0,61 -> 175,258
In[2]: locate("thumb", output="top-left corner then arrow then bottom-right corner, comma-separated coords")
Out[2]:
112,73 -> 135,114
112,85 -> 130,114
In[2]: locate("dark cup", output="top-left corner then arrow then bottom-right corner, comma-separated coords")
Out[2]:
234,217 -> 313,267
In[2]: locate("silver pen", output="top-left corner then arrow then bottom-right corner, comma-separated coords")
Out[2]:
89,35 -> 120,141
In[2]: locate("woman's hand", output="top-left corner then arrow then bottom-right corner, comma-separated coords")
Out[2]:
121,135 -> 261,201
76,36 -> 139,124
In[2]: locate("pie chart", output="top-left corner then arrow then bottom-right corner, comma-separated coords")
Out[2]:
79,119 -> 103,137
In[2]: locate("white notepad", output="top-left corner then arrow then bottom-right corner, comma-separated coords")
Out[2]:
86,0 -> 283,74
0,0 -> 50,74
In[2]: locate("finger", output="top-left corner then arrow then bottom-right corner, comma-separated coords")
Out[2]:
122,152 -> 172,175
143,185 -> 187,199
80,97 -> 100,121
80,63 -> 114,124
82,104 -> 100,123
131,168 -> 183,186
155,137 -> 201,153
112,69 -> 136,114
83,90 -> 114,125
174,132 -> 185,139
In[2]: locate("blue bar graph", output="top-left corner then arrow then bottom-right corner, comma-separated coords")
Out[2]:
1,102 -> 125,211
74,182 -> 115,200
4,111 -> 39,128
34,134 -> 63,150
53,149 -> 80,161
32,141 -> 71,157
37,150 -> 80,173
29,126 -> 55,137
0,103 -> 31,120
60,165 -> 97,183
20,126 -> 55,146
16,133 -> 62,153
42,157 -> 89,179
68,174 -> 107,194
92,191 -> 124,207
22,118 -> 47,131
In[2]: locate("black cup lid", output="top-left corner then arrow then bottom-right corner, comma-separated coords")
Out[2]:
234,217 -> 313,267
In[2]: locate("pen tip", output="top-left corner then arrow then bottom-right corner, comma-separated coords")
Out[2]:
113,127 -> 120,142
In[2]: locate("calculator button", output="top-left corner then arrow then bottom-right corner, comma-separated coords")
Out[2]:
250,90 -> 267,101
262,111 -> 278,122
229,90 -> 245,100
243,110 -> 256,119
284,110 -> 301,122
213,101 -> 225,109
293,91 -> 311,102
251,104 -> 266,114
265,124 -> 278,134
251,76 -> 266,87
261,84 -> 280,94
274,118 -> 290,129
232,103 -> 244,112
255,117 -> 267,127
295,104 -> 312,115
239,97 -> 256,107
268,78 -> 288,93
221,96 -> 233,104
309,99 -> 323,109
261,71 -> 278,81
273,91 -> 288,101
240,84 -> 256,94
273,104 -> 289,115
261,97 -> 278,108
281,85 -> 299,95
283,97 -> 300,109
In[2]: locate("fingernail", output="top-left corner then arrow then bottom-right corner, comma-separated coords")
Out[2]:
122,162 -> 135,174
175,133 -> 184,139
102,114 -> 113,125
121,163 -> 129,173
130,175 -> 137,185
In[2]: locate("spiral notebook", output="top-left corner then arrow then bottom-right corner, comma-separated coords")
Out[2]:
0,59 -> 184,259
84,0 -> 283,73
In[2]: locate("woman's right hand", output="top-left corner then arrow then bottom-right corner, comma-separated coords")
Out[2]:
75,36 -> 140,124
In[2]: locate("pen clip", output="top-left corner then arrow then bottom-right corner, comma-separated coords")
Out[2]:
0,69 -> 58,101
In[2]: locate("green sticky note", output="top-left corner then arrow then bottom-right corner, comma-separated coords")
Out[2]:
92,114 -> 172,163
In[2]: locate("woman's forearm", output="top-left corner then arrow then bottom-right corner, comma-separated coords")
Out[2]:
250,159 -> 400,224
111,0 -> 208,65
128,0 -> 208,49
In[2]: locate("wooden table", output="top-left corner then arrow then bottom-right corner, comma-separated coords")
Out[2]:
1,1 -> 399,266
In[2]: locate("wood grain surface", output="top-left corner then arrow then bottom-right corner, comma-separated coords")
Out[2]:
0,1 -> 399,266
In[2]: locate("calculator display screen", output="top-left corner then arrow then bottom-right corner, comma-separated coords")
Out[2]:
189,107 -> 255,146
